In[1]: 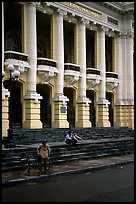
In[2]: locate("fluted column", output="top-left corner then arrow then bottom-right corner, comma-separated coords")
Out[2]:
114,33 -> 127,127
76,18 -> 91,128
23,2 -> 42,128
115,34 -> 123,102
96,26 -> 110,127
2,2 -> 9,137
126,31 -> 134,102
52,9 -> 69,128
126,31 -> 134,128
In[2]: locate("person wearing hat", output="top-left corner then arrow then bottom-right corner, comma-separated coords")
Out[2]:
37,141 -> 51,173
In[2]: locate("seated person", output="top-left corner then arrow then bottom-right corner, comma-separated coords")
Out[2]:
65,131 -> 77,146
72,131 -> 82,141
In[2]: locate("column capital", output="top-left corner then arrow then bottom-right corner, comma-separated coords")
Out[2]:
99,25 -> 109,32
115,31 -> 122,38
119,30 -> 134,39
56,8 -> 67,16
79,17 -> 89,26
126,31 -> 134,38
68,13 -> 76,23
28,2 -> 36,7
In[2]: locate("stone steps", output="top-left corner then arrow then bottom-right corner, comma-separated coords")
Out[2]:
2,127 -> 134,145
2,137 -> 134,172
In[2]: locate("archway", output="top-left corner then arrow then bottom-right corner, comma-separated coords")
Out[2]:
37,84 -> 51,128
86,90 -> 96,127
3,80 -> 22,128
106,92 -> 114,127
64,87 -> 75,128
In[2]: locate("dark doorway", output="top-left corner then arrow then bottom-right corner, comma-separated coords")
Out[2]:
37,84 -> 51,128
106,92 -> 114,127
3,80 -> 22,128
86,90 -> 96,127
64,87 -> 75,128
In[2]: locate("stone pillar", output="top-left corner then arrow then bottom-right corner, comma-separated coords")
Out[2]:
126,31 -> 134,128
115,29 -> 134,128
114,34 -> 126,126
76,18 -> 91,128
2,2 -> 9,138
114,34 -> 124,127
52,9 -> 69,128
23,2 -> 42,128
96,26 -> 110,127
126,31 -> 134,101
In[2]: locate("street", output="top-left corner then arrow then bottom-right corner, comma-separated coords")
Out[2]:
2,163 -> 134,202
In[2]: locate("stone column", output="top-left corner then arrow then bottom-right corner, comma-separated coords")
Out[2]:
52,9 -> 69,128
126,31 -> 134,128
76,18 -> 91,128
23,2 -> 42,128
96,26 -> 110,127
2,2 -> 9,138
114,34 -> 125,127
126,31 -> 134,102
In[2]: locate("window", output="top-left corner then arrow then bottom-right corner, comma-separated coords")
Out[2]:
6,31 -> 21,52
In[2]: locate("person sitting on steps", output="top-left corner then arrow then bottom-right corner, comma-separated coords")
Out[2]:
65,130 -> 82,146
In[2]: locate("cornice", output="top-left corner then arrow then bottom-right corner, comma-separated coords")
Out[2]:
80,2 -> 134,18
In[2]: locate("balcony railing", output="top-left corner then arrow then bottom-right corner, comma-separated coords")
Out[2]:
64,63 -> 81,87
86,68 -> 101,89
106,72 -> 118,79
37,58 -> 57,67
64,63 -> 80,72
4,51 -> 30,73
106,72 -> 119,92
4,51 -> 28,61
86,68 -> 101,75
37,58 -> 58,83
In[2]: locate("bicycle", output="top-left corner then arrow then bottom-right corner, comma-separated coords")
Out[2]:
19,152 -> 51,175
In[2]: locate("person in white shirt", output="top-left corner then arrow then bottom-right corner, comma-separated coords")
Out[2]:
65,130 -> 82,146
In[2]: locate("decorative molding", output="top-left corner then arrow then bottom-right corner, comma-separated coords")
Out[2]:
80,17 -> 90,25
86,68 -> 101,90
63,2 -> 102,19
57,8 -> 67,16
37,58 -> 58,84
4,51 -> 30,75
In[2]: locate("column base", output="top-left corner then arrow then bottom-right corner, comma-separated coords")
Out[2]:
76,102 -> 91,128
97,102 -> 110,127
2,96 -> 9,138
52,120 -> 69,128
23,99 -> 42,129
115,104 -> 134,129
52,100 -> 69,128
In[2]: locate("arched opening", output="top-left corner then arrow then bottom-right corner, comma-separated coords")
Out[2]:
64,87 -> 75,128
86,90 -> 96,127
37,84 -> 51,128
3,80 -> 22,128
106,92 -> 114,127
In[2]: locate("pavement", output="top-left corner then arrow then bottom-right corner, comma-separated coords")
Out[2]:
2,153 -> 134,186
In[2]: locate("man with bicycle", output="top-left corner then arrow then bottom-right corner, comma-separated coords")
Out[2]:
37,141 -> 51,173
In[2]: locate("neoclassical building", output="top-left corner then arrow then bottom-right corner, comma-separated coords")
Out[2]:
2,2 -> 134,137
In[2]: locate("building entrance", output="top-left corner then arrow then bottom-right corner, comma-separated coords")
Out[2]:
64,87 -> 75,128
37,84 -> 51,128
86,90 -> 96,127
3,80 -> 22,128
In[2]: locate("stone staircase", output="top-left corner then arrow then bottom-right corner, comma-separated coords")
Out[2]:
2,127 -> 134,172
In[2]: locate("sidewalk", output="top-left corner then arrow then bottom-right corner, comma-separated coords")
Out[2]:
2,154 -> 134,186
